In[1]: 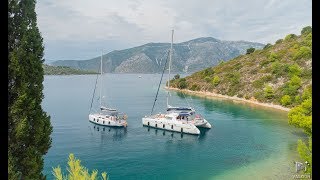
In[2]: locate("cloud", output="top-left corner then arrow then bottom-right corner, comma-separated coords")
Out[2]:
36,0 -> 312,60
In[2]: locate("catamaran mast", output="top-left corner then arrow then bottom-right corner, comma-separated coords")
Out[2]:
167,29 -> 174,108
100,51 -> 103,108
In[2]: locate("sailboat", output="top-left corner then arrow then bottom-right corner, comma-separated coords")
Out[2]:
88,52 -> 128,127
142,30 -> 210,135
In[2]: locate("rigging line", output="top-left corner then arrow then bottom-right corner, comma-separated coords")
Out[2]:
151,50 -> 170,115
89,73 -> 99,114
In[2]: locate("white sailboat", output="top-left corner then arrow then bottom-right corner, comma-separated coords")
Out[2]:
142,30 -> 210,135
89,52 -> 128,127
165,30 -> 212,129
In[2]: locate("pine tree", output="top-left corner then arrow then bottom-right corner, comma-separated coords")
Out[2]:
8,0 -> 52,179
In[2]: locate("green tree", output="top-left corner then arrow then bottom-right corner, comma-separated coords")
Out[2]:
212,76 -> 220,86
52,154 -> 108,180
280,95 -> 291,106
8,0 -> 52,179
264,85 -> 274,99
301,26 -> 312,35
246,47 -> 255,54
174,74 -> 180,80
263,43 -> 272,49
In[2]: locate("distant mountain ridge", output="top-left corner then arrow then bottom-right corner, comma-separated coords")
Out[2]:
50,37 -> 264,73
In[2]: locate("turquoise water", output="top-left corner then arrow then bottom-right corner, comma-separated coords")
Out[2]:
42,74 -> 305,180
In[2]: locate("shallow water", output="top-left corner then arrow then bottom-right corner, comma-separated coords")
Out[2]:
42,74 -> 305,179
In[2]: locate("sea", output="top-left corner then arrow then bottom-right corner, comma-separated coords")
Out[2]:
42,74 -> 306,180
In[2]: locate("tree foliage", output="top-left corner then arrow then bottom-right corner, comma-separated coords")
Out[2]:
246,47 -> 255,54
280,95 -> 291,106
52,154 -> 108,180
288,96 -> 312,136
8,0 -> 52,179
174,74 -> 180,80
301,26 -> 312,35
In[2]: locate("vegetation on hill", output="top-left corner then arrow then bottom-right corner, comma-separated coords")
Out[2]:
43,64 -> 98,75
52,154 -> 108,180
8,0 -> 52,179
170,26 -> 312,171
170,27 -> 312,108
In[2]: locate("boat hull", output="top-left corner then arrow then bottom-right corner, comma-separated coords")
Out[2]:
142,117 -> 200,135
89,114 -> 127,127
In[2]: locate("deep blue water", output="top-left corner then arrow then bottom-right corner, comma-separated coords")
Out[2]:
42,74 -> 305,180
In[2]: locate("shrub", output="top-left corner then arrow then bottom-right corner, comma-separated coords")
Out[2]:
263,43 -> 272,49
190,84 -> 200,91
280,95 -> 292,106
174,74 -> 180,80
282,75 -> 302,96
268,52 -> 279,62
227,72 -> 240,86
275,39 -> 283,44
264,85 -> 274,99
212,76 -> 220,86
246,47 -> 255,54
52,154 -> 108,180
204,76 -> 211,83
284,34 -> 297,41
288,63 -> 302,77
301,26 -> 312,35
178,78 -> 188,89
293,46 -> 312,60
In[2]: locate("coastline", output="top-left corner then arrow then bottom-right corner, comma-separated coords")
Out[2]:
167,87 -> 290,112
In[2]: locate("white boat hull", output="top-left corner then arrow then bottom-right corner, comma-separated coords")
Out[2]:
142,117 -> 200,135
89,114 -> 127,127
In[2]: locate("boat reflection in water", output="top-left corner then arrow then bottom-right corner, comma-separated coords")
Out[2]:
143,125 -> 209,142
88,122 -> 127,142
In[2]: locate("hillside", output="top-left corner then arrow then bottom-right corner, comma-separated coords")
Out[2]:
50,37 -> 264,73
43,64 -> 98,75
170,27 -> 312,108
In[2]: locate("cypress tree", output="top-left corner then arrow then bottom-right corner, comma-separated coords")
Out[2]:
8,0 -> 52,179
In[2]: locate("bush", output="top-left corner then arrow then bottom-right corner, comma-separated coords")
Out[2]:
264,85 -> 274,99
293,46 -> 312,60
275,39 -> 283,44
280,95 -> 291,106
174,74 -> 180,80
178,78 -> 188,89
288,63 -> 302,77
190,84 -> 200,91
246,47 -> 255,54
227,72 -> 240,86
212,76 -> 220,86
52,154 -> 108,180
204,76 -> 211,83
263,43 -> 272,49
282,75 -> 302,96
301,26 -> 312,35
284,34 -> 297,41
268,52 -> 279,62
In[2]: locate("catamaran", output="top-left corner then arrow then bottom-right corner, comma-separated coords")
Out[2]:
142,30 -> 211,135
89,52 -> 128,127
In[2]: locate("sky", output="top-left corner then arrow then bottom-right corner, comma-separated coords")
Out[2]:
35,0 -> 312,61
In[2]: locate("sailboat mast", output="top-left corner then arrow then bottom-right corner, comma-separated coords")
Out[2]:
167,29 -> 174,108
100,51 -> 103,108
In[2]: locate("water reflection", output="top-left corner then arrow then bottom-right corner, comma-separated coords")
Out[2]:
143,125 -> 208,142
88,122 -> 127,142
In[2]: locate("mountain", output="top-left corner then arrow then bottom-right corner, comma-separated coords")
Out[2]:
50,37 -> 264,73
169,27 -> 312,108
43,64 -> 98,75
